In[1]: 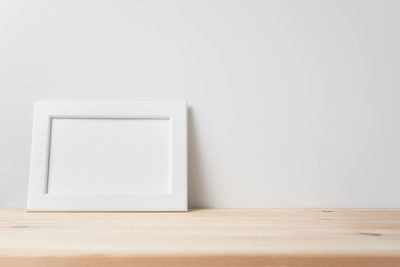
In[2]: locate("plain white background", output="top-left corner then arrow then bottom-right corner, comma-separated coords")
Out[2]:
0,0 -> 399,208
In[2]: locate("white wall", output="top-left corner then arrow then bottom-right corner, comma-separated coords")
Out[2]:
1,0 -> 399,208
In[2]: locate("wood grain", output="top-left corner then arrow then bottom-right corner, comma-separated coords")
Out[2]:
0,208 -> 399,266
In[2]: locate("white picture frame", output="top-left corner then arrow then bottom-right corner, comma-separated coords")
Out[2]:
27,101 -> 187,211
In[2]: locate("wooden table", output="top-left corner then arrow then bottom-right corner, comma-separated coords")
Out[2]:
0,208 -> 399,266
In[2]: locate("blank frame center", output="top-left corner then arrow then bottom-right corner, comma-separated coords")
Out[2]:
47,118 -> 171,195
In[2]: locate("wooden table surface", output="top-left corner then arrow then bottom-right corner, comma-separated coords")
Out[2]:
0,208 -> 399,267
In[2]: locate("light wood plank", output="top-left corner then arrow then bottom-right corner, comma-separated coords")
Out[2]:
0,208 -> 399,266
